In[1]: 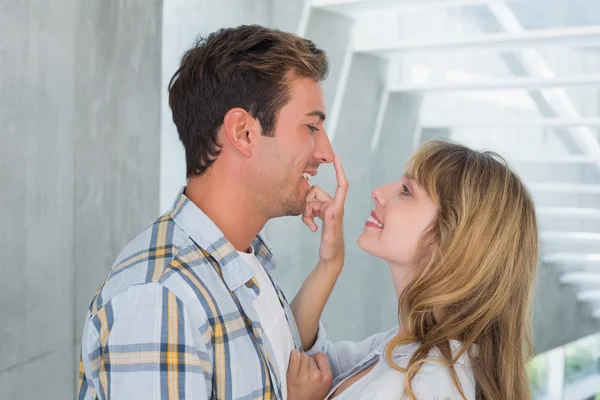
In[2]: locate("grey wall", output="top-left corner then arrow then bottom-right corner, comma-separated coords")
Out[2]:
72,0 -> 163,357
534,263 -> 600,353
0,1 -> 162,398
0,2 -> 76,398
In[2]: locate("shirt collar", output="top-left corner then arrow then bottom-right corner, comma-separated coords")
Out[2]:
252,234 -> 277,273
169,187 -> 277,291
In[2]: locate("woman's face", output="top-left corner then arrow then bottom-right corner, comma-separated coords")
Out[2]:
357,175 -> 438,266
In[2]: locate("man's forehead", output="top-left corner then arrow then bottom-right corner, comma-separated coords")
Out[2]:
288,77 -> 325,104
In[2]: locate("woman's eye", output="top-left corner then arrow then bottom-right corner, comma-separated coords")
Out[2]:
401,184 -> 411,196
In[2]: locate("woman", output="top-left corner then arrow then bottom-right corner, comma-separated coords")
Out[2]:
288,139 -> 538,399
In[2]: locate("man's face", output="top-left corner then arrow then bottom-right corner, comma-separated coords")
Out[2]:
251,77 -> 334,218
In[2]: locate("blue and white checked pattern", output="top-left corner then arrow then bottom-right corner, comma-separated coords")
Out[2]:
78,189 -> 311,400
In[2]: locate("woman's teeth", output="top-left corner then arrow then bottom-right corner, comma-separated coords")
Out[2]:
302,173 -> 311,183
368,215 -> 383,228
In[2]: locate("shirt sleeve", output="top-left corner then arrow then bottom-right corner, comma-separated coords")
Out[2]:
305,324 -> 396,379
79,282 -> 212,399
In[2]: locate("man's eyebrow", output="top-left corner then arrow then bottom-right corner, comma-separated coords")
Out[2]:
306,110 -> 326,121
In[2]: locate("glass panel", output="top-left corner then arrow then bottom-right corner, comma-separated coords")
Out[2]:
529,352 -> 550,399
564,334 -> 600,385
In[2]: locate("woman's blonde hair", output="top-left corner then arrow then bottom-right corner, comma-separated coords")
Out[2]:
384,139 -> 538,400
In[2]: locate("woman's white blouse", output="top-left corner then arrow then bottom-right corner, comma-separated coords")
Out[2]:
308,327 -> 476,400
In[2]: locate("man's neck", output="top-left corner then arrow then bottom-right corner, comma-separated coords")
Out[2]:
185,169 -> 267,252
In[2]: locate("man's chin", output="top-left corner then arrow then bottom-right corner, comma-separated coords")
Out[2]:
278,196 -> 306,217
272,186 -> 309,217
283,204 -> 305,217
280,187 -> 309,216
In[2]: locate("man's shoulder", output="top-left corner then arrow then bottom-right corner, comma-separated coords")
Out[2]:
87,213 -> 206,313
111,213 -> 187,278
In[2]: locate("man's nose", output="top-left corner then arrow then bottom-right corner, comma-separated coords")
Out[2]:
314,130 -> 334,164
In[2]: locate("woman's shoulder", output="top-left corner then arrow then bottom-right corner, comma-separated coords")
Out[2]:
375,361 -> 476,400
383,340 -> 476,399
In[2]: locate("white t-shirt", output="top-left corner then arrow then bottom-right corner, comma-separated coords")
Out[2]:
237,247 -> 296,399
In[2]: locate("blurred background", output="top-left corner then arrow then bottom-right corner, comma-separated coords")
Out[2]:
1,0 -> 600,399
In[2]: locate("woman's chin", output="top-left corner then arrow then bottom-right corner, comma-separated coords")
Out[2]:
357,234 -> 377,257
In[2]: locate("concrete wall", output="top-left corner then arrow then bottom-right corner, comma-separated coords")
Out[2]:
0,1 -> 162,398
73,0 -> 163,364
0,2 -> 76,398
534,263 -> 600,353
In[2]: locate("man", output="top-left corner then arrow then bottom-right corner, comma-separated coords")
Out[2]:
78,25 -> 348,400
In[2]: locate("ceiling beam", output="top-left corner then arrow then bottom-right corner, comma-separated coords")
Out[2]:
544,253 -> 600,264
577,291 -> 600,302
486,1 -> 600,173
389,75 -> 600,93
420,118 -> 600,129
528,183 -> 600,194
354,26 -> 600,55
312,0 -> 518,14
541,232 -> 600,241
509,156 -> 598,164
561,272 -> 600,284
537,208 -> 600,218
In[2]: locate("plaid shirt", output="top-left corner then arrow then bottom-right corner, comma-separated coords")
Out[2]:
78,189 -> 322,400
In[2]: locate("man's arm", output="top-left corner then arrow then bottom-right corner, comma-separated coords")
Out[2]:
79,283 -> 212,399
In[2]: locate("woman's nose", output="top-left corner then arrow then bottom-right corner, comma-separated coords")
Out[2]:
371,187 -> 387,207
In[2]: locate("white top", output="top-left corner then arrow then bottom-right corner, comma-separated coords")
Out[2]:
237,247 -> 296,400
323,331 -> 476,400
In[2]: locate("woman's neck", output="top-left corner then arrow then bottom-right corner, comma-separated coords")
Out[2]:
388,263 -> 444,335
388,262 -> 413,299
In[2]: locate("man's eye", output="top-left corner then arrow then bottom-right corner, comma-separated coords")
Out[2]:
401,184 -> 411,196
307,125 -> 319,133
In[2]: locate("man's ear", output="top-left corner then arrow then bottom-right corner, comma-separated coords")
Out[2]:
222,107 -> 261,158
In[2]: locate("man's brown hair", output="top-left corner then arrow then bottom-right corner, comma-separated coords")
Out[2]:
168,25 -> 329,178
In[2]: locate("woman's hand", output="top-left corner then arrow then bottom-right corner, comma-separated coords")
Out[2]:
287,350 -> 332,400
302,155 -> 348,264
291,155 -> 348,350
